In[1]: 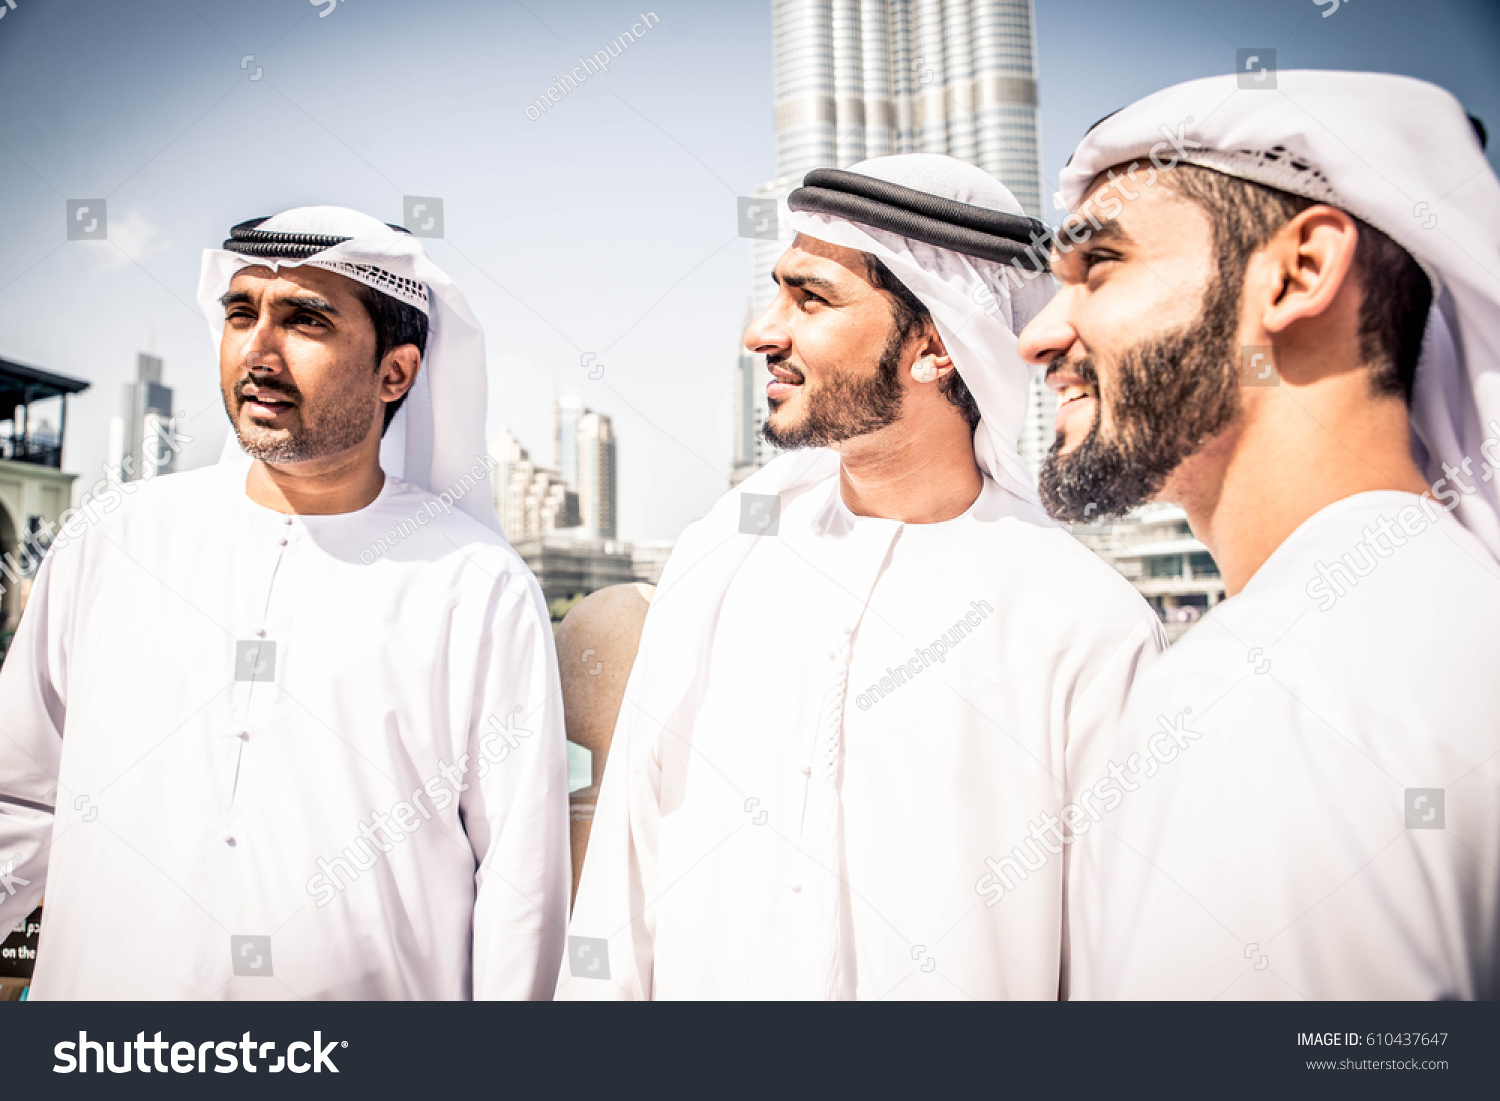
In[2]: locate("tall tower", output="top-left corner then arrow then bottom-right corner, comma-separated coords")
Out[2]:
576,412 -> 617,540
108,352 -> 176,483
736,0 -> 1054,482
555,389 -> 585,488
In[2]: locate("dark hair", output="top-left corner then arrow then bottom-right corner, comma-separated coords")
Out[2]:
1162,164 -> 1431,402
864,255 -> 982,430
352,283 -> 429,434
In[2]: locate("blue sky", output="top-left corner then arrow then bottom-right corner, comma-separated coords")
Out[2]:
1,0 -> 1495,541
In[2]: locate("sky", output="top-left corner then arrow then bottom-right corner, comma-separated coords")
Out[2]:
1,0 -> 1496,542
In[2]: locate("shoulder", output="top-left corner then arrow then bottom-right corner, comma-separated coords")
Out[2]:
371,478 -> 542,593
968,488 -> 1163,632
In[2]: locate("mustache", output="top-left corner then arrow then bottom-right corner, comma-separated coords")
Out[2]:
1044,354 -> 1098,387
234,376 -> 301,403
765,354 -> 805,383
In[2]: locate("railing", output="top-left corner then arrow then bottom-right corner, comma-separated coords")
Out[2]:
0,435 -> 62,468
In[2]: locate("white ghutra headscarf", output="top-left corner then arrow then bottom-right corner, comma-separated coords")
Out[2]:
1058,70 -> 1500,559
198,205 -> 500,532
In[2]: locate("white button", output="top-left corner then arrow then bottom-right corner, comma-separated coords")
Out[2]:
278,538 -> 288,547
827,648 -> 838,661
255,629 -> 267,638
799,765 -> 811,776
283,517 -> 293,526
789,882 -> 801,893
237,730 -> 249,741
224,835 -> 237,846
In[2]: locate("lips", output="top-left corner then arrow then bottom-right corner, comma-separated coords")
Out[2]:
766,361 -> 804,400
239,384 -> 297,418
1045,362 -> 1099,447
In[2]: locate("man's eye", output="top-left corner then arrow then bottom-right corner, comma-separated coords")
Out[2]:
292,313 -> 327,328
1082,249 -> 1119,272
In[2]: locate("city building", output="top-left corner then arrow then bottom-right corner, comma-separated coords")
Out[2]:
630,539 -> 676,586
510,528 -> 640,612
735,0 -> 1054,481
575,410 -> 617,539
1069,503 -> 1225,642
555,389 -> 584,489
0,356 -> 89,656
107,352 -> 176,484
491,427 -> 579,539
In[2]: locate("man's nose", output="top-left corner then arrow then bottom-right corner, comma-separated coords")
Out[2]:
744,297 -> 791,357
237,318 -> 285,374
1016,290 -> 1079,367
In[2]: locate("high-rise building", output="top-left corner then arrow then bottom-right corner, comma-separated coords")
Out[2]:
108,353 -> 176,483
491,427 -> 579,540
575,411 -> 617,539
735,0 -> 1053,482
555,389 -> 585,488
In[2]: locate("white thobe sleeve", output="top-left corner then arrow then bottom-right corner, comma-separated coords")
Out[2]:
1058,609 -> 1168,999
0,546 -> 72,934
464,576 -> 571,1000
555,662 -> 662,1000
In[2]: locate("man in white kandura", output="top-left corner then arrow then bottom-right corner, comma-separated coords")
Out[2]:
559,155 -> 1165,1000
0,208 -> 569,999
1018,71 -> 1500,998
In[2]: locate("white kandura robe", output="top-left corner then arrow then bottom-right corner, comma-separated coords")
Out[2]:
559,475 -> 1165,1000
0,462 -> 569,999
1066,492 -> 1500,1000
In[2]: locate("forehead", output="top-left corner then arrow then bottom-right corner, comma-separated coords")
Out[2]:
776,233 -> 873,284
227,262 -> 362,301
1069,162 -> 1212,246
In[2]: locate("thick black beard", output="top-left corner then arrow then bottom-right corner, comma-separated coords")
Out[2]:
760,326 -> 906,450
1038,273 -> 1244,522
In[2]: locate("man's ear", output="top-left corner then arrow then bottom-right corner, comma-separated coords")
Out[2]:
380,345 -> 421,404
1255,204 -> 1361,337
918,326 -> 954,377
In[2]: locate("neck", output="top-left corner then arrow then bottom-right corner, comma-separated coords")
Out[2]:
1173,373 -> 1428,596
244,440 -> 386,515
837,414 -> 982,523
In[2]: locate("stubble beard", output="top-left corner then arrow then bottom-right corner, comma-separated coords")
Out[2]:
760,326 -> 907,451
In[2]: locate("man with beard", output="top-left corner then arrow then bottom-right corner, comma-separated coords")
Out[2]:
1019,72 -> 1500,998
0,208 -> 569,998
559,155 -> 1164,1000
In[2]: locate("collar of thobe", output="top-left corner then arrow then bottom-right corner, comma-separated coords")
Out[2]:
197,205 -> 502,533
1058,70 -> 1500,560
777,154 -> 1058,516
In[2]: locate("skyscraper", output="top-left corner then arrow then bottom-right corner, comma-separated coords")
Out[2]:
734,0 -> 1055,483
575,411 -> 617,539
108,352 -> 176,483
555,388 -> 584,488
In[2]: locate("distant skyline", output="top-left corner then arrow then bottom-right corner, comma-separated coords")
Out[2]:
1,0 -> 1495,541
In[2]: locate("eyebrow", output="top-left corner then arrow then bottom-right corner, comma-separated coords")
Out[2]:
773,271 -> 841,295
219,290 -> 341,316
